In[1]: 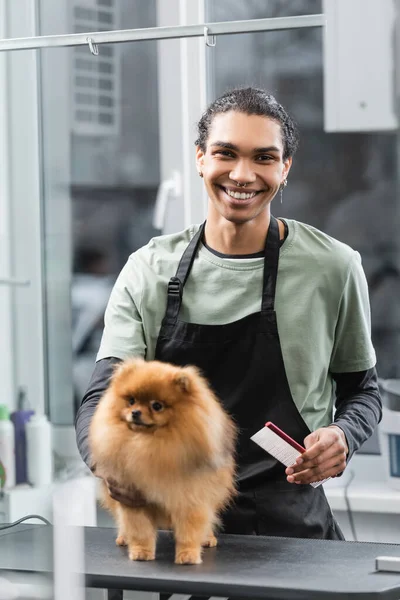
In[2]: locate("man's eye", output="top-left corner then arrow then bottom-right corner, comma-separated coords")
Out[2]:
128,397 -> 135,406
151,401 -> 164,412
256,155 -> 274,162
215,150 -> 234,158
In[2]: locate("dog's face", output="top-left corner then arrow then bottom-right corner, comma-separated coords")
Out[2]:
109,360 -> 195,431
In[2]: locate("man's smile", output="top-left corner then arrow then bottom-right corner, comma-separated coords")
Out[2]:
216,184 -> 265,204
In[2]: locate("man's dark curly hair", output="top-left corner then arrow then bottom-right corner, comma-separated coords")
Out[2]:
195,87 -> 299,161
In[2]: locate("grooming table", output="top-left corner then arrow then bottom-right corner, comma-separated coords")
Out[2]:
1,525 -> 400,599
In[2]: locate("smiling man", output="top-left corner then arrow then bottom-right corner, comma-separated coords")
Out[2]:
76,87 -> 381,544
197,111 -> 291,243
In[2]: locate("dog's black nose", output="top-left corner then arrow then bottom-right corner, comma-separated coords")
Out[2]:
132,409 -> 142,422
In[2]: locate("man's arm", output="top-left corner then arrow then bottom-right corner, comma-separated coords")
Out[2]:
75,357 -> 122,468
75,256 -> 147,467
328,252 -> 382,460
286,250 -> 381,485
331,366 -> 382,461
285,367 -> 382,484
75,356 -> 150,507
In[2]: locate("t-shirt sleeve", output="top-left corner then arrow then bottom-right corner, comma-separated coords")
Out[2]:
96,259 -> 147,361
329,251 -> 376,373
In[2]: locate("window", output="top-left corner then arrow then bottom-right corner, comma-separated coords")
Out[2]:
35,0 -> 205,424
39,0 -> 162,423
4,0 -> 395,444
206,0 -> 399,452
72,0 -> 120,135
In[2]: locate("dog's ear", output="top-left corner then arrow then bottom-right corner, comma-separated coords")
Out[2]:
173,365 -> 203,393
173,373 -> 191,393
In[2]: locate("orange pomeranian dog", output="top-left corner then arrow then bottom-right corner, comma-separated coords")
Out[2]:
89,358 -> 237,565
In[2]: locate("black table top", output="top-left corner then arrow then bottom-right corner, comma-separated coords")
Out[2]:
1,524 -> 400,599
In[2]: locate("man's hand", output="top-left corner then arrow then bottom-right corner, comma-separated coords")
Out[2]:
285,426 -> 348,485
105,478 -> 148,508
91,465 -> 147,508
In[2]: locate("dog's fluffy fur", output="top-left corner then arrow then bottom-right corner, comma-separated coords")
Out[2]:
89,359 -> 237,564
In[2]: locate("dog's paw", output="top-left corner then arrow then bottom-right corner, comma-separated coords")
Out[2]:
175,549 -> 202,565
128,547 -> 155,561
115,535 -> 127,546
202,534 -> 217,548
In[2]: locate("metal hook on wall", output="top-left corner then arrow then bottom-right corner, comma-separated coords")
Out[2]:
204,26 -> 216,48
87,37 -> 99,56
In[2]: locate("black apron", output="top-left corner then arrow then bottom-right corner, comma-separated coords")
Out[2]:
154,216 -> 344,541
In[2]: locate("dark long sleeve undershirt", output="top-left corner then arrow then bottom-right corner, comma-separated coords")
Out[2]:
330,367 -> 382,461
75,357 -> 122,468
75,358 -> 382,469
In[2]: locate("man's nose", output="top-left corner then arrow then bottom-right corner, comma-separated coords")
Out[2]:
230,160 -> 256,183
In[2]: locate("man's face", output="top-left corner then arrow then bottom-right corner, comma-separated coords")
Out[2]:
196,111 -> 292,225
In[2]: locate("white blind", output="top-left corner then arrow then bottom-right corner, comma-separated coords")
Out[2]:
71,0 -> 120,135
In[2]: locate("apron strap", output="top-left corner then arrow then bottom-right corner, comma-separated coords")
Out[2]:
163,222 -> 206,324
261,215 -> 280,312
163,216 -> 280,324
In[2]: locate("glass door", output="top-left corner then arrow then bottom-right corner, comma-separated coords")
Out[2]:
0,0 -> 207,431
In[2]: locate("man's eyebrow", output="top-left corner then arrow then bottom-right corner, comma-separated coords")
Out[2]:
254,146 -> 281,154
210,141 -> 281,153
210,141 -> 239,150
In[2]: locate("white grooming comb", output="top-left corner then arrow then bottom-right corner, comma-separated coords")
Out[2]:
250,422 -> 330,488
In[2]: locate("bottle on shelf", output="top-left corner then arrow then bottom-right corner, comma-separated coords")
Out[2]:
26,413 -> 53,487
10,387 -> 34,484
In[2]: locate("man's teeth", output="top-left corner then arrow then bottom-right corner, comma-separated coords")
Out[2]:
226,189 -> 257,200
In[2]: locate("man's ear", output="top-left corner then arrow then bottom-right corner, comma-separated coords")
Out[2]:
196,145 -> 205,174
283,156 -> 292,180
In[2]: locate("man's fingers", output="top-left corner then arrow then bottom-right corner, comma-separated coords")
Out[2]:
293,447 -> 346,473
294,435 -> 347,471
289,464 -> 344,484
108,487 -> 136,506
300,438 -> 338,463
285,427 -> 348,484
107,483 -> 122,499
287,456 -> 347,484
106,483 -> 147,507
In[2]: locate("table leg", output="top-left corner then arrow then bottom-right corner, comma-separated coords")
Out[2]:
107,592 -> 160,599
107,590 -> 123,600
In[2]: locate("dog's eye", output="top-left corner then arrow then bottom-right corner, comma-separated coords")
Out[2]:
127,396 -> 135,406
151,401 -> 163,412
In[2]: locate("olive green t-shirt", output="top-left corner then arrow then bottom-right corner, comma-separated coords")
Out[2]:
97,219 -> 376,432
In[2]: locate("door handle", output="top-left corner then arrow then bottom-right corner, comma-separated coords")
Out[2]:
0,277 -> 30,287
153,170 -> 182,230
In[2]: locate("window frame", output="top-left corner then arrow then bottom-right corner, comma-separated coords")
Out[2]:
0,0 -> 47,416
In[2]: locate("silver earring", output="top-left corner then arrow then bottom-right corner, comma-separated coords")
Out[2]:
280,179 -> 288,203
198,171 -> 203,178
